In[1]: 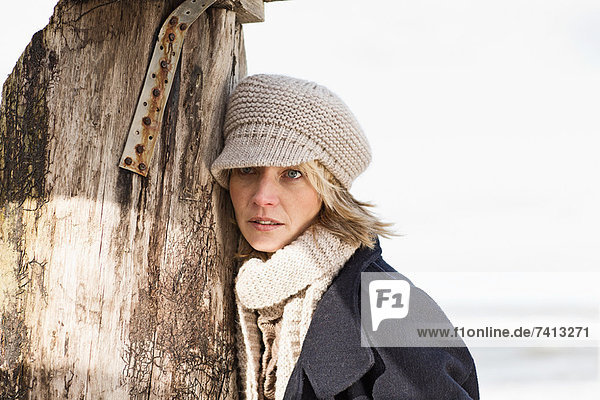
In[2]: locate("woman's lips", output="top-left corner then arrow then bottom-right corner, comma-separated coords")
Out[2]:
249,217 -> 284,232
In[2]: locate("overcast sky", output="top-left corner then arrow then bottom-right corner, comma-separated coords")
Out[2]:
1,0 -> 599,292
245,0 -> 600,278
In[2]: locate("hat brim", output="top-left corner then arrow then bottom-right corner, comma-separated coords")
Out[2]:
210,131 -> 319,189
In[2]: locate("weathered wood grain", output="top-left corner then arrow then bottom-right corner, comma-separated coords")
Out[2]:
0,0 -> 245,398
215,0 -> 264,23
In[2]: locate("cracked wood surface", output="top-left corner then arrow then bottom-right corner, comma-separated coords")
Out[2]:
0,0 -> 243,398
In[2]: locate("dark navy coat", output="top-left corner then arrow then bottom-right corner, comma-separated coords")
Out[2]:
283,241 -> 480,399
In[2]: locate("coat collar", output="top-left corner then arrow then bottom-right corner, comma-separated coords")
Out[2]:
295,240 -> 382,398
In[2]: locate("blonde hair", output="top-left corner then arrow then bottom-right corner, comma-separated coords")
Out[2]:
232,161 -> 394,261
301,160 -> 394,248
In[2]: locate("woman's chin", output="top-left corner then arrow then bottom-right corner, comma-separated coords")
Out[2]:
248,240 -> 284,253
245,234 -> 289,253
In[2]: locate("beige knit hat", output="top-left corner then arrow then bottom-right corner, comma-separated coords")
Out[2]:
210,74 -> 371,189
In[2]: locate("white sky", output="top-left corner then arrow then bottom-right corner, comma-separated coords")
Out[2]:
246,0 -> 600,279
1,0 -> 599,291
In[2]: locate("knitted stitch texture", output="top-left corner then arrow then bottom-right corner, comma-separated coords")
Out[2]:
256,312 -> 281,399
235,226 -> 359,400
211,74 -> 371,190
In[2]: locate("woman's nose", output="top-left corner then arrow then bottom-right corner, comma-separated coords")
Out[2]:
252,175 -> 279,207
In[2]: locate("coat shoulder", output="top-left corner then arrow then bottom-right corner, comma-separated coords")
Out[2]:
284,243 -> 480,400
357,254 -> 480,400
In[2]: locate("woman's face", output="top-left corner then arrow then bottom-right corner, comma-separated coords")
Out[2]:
229,166 -> 322,253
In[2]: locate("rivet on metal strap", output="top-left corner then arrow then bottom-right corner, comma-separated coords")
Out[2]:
119,0 -> 217,177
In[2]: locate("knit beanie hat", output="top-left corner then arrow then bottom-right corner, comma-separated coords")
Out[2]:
210,74 -> 372,189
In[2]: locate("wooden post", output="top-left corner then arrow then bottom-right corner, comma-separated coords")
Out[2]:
0,0 -> 279,398
215,0 -> 265,23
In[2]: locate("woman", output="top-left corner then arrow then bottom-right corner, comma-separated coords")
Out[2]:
211,74 -> 479,400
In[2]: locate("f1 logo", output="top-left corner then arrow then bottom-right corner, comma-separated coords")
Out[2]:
369,280 -> 411,331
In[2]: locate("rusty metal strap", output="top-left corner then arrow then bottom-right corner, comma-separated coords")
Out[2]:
119,0 -> 217,176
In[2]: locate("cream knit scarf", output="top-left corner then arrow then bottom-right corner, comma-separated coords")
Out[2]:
234,226 -> 359,400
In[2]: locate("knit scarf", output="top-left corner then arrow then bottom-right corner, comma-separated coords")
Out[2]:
234,226 -> 359,400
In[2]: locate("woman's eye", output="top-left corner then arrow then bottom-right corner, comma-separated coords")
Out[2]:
239,167 -> 254,174
285,169 -> 302,179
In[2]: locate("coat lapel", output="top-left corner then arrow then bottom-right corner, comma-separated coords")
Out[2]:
294,242 -> 382,398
